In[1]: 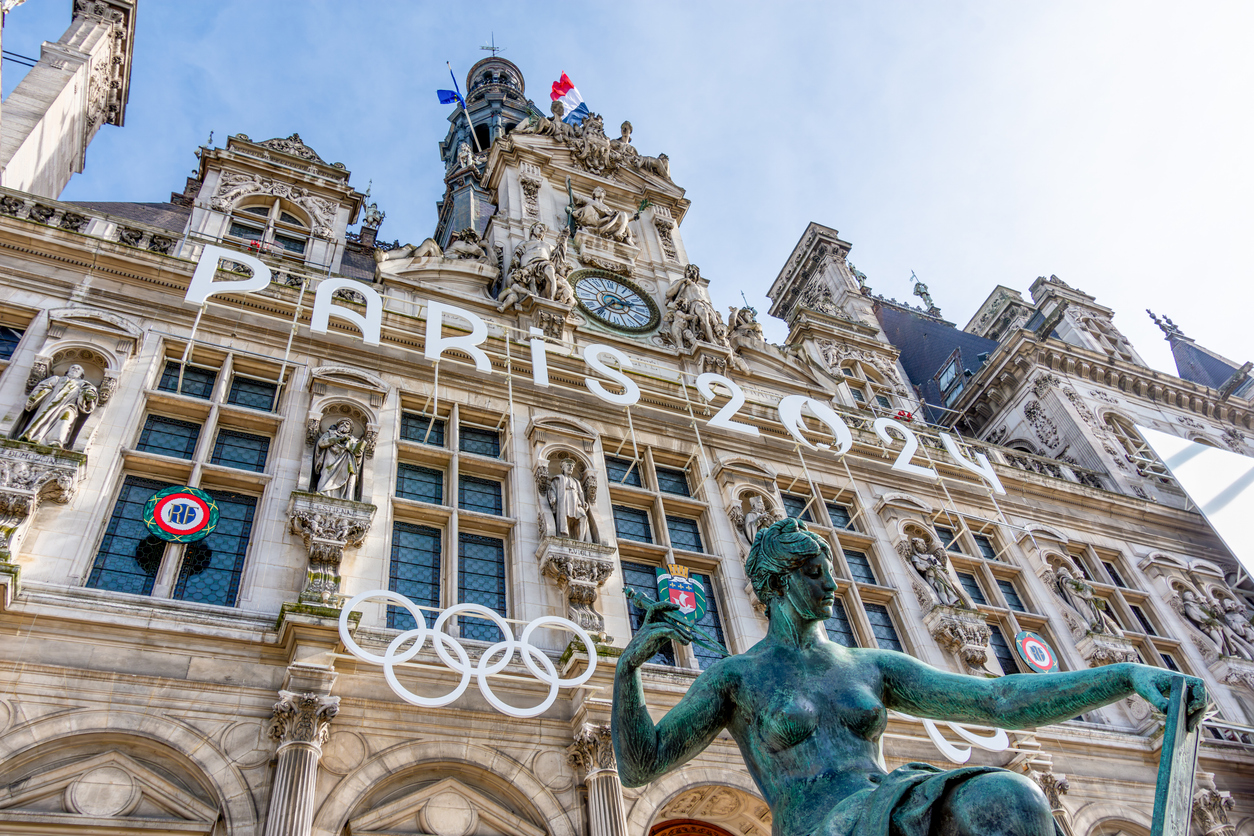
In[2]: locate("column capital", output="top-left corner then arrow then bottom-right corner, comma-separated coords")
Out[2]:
567,723 -> 615,779
269,690 -> 340,747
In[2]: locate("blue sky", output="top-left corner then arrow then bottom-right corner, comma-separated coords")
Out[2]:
4,1 -> 1252,376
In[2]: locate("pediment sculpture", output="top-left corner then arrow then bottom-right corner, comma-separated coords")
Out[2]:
663,264 -> 732,353
500,223 -> 575,312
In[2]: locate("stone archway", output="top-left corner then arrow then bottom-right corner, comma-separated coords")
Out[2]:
646,784 -> 771,836
651,819 -> 740,836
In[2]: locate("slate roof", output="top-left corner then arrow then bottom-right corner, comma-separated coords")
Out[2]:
874,302 -> 999,423
339,248 -> 376,283
70,201 -> 191,234
1169,338 -> 1244,390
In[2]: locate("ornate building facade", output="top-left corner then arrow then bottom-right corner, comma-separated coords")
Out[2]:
0,11 -> 1252,836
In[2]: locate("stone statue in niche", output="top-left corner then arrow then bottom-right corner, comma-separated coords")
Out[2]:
899,537 -> 967,608
570,187 -> 635,246
663,264 -> 728,350
13,364 -> 99,448
502,223 -> 574,312
537,457 -> 601,544
1052,565 -> 1122,635
612,518 -> 1207,836
1179,589 -> 1254,661
728,494 -> 785,552
1219,597 -> 1254,659
313,419 -> 366,501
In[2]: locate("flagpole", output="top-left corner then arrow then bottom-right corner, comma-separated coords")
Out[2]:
449,62 -> 483,154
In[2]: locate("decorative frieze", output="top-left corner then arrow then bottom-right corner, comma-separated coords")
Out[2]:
537,537 -> 616,639
287,491 -> 376,606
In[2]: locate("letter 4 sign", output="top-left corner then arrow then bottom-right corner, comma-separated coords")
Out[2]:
1015,630 -> 1058,673
144,486 -> 220,543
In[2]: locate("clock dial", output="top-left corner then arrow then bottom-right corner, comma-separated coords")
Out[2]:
569,271 -> 659,332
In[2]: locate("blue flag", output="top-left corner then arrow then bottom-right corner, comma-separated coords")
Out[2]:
437,89 -> 462,106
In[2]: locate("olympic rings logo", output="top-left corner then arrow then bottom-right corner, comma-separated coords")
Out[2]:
338,590 -> 598,719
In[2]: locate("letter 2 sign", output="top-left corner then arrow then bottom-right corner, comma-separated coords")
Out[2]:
144,486 -> 220,543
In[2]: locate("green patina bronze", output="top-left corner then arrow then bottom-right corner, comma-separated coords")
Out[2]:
612,518 -> 1207,836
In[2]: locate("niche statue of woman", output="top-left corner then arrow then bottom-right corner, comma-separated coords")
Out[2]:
612,519 -> 1205,836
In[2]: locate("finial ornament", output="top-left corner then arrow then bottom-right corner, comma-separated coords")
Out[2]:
912,271 -> 941,317
1147,309 -> 1185,339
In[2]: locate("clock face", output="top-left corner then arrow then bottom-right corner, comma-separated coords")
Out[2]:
570,271 -> 659,332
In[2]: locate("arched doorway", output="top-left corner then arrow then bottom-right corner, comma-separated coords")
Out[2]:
650,785 -> 771,836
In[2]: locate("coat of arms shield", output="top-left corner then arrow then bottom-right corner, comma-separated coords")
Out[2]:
655,564 -> 707,624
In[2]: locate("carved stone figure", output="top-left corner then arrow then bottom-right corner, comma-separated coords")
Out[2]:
504,223 -> 573,311
728,306 -> 766,347
900,537 -> 966,608
571,187 -> 635,246
1181,590 -> 1253,661
1219,597 -> 1254,660
313,420 -> 366,500
663,264 -> 727,350
455,141 -> 474,170
445,228 -> 500,277
288,491 -> 375,605
728,495 -> 785,551
1053,566 -> 1122,635
361,201 -> 384,229
373,238 -> 442,265
14,364 -> 98,448
612,518 -> 1207,836
539,458 -> 600,544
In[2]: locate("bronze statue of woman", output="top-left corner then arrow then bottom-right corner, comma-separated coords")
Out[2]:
612,519 -> 1206,836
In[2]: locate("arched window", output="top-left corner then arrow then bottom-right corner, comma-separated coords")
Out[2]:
226,198 -> 311,258
1103,414 -> 1167,477
840,361 -> 895,411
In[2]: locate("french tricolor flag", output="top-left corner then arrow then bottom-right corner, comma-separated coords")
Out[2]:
551,72 -> 590,126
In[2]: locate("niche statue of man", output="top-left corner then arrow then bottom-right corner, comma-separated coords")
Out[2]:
542,458 -> 599,544
15,364 -> 98,448
313,419 -> 366,500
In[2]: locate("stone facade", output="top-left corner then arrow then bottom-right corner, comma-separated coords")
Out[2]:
0,43 -> 1252,836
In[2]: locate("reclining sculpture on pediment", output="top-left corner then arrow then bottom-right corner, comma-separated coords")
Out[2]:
662,264 -> 731,352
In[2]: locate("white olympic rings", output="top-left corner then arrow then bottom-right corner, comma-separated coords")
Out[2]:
339,590 -> 598,718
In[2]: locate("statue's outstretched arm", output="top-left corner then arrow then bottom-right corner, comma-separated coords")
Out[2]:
877,651 -> 1207,731
611,608 -> 733,787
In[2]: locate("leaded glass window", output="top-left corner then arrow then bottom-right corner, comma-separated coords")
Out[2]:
988,624 -> 1021,675
957,572 -> 987,605
459,425 -> 500,458
973,534 -> 998,561
825,502 -> 854,530
875,394 -> 891,409
401,412 -> 445,446
0,326 -> 22,361
825,600 -> 857,646
388,522 -> 441,629
137,415 -> 201,459
622,561 -> 675,665
666,516 -> 703,553
1103,561 -> 1129,588
655,466 -> 690,496
227,376 -> 277,411
459,475 -> 503,516
173,490 -> 256,607
843,549 -> 878,586
273,233 -> 306,254
1161,652 -> 1181,672
397,464 -> 443,504
457,533 -> 506,642
864,603 -> 903,651
157,361 -> 216,399
1130,605 -> 1157,636
605,455 -> 642,487
691,571 -> 726,670
87,476 -> 173,595
613,505 -> 652,544
210,429 -> 269,472
997,579 -> 1027,612
781,493 -> 812,521
935,526 -> 961,553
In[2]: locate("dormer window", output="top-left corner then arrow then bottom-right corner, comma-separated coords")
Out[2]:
226,198 -> 310,258
840,361 -> 895,411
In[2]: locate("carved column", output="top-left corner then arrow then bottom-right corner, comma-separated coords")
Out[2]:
568,724 -> 628,836
1192,773 -> 1236,836
264,691 -> 340,836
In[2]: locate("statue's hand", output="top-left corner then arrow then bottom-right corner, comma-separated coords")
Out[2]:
1128,665 -> 1208,731
622,601 -> 691,669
